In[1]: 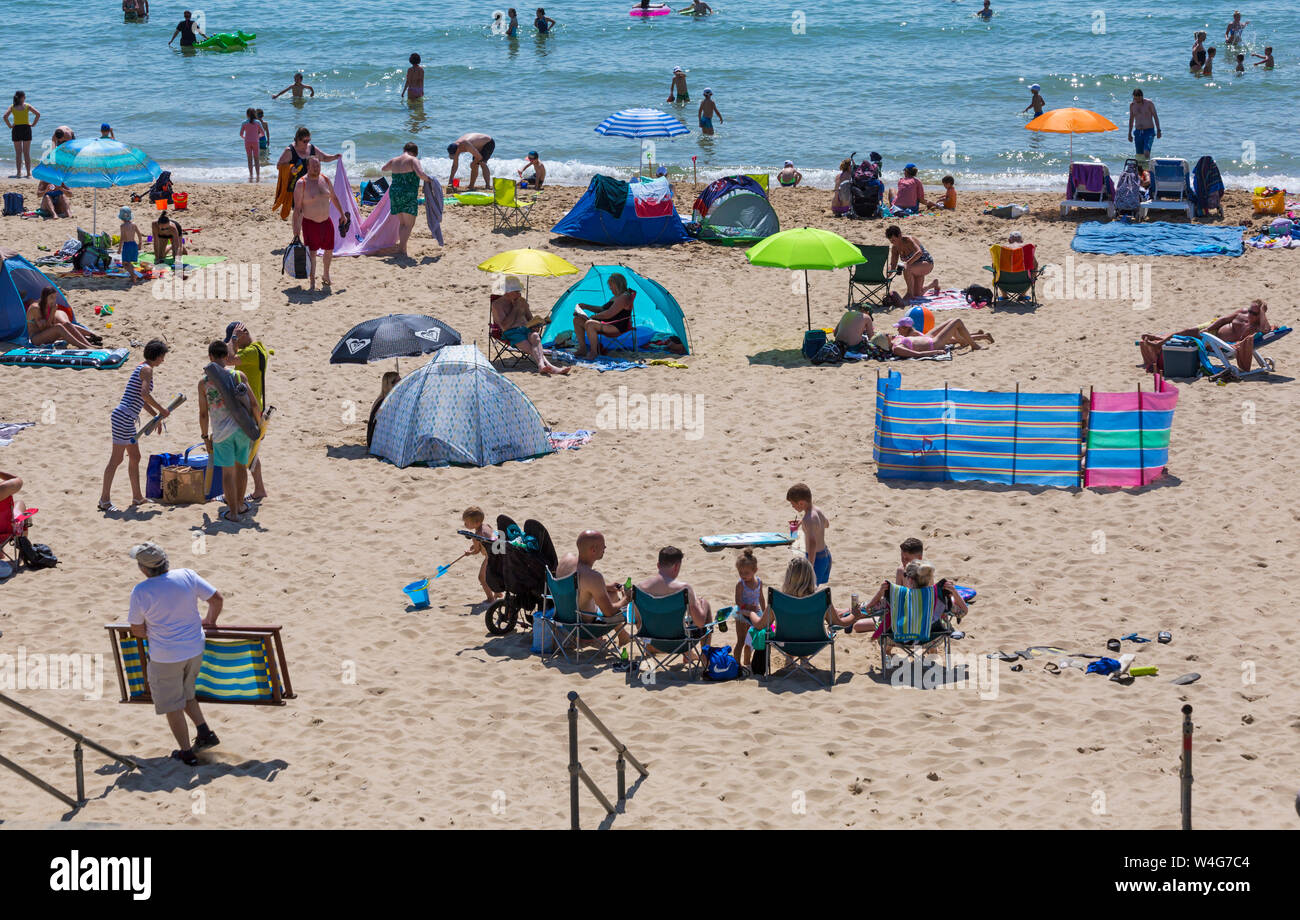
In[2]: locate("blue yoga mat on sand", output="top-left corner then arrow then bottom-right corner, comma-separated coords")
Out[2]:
1071,221 -> 1245,257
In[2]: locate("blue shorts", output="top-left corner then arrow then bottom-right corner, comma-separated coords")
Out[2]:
699,117 -> 713,130
122,241 -> 139,263
502,326 -> 531,345
213,430 -> 252,468
813,548 -> 832,585
1133,128 -> 1155,156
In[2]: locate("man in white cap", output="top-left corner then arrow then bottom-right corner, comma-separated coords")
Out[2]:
127,541 -> 223,765
667,67 -> 689,105
778,160 -> 802,187
490,275 -> 571,375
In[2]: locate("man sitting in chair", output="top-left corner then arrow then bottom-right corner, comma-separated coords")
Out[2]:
1139,300 -> 1271,373
553,530 -> 631,648
491,275 -> 570,375
636,545 -> 713,636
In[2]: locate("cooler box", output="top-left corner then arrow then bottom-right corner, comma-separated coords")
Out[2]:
1161,341 -> 1201,378
146,444 -> 225,501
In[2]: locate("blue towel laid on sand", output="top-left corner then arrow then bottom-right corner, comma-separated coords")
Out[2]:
1071,220 -> 1245,257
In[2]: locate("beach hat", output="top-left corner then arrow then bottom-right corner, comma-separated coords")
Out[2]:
1029,84 -> 1040,92
894,316 -> 915,329
703,88 -> 713,95
118,206 -> 132,221
784,160 -> 794,167
869,332 -> 892,350
502,275 -> 524,294
129,541 -> 168,569
904,163 -> 917,171
673,66 -> 683,74
224,321 -> 245,342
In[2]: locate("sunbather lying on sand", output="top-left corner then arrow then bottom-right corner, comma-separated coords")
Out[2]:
869,316 -> 992,357
1139,300 -> 1271,372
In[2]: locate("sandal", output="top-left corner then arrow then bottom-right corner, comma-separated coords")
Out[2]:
97,499 -> 117,512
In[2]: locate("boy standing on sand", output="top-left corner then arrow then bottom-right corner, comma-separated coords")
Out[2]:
273,74 -> 315,100
461,507 -> 500,602
697,89 -> 722,136
118,206 -> 143,283
786,483 -> 831,585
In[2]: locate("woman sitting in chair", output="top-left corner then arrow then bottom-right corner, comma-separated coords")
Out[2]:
573,272 -> 635,358
26,287 -> 98,349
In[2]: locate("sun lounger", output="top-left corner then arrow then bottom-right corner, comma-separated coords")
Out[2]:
1138,158 -> 1195,221
105,624 -> 294,705
764,587 -> 837,690
1061,162 -> 1115,219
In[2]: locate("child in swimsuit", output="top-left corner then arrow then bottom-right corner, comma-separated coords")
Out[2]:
732,549 -> 767,671
119,207 -> 143,284
240,107 -> 264,183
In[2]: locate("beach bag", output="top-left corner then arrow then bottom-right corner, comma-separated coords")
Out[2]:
146,444 -> 224,501
702,645 -> 739,681
160,464 -> 206,504
148,171 -> 174,203
2,193 -> 22,216
811,338 -> 845,366
361,176 -> 389,206
282,239 -> 309,279
530,610 -> 556,655
963,284 -> 994,307
1115,166 -> 1143,213
1252,187 -> 1285,215
16,535 -> 58,570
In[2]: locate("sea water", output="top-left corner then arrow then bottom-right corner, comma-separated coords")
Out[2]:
8,0 -> 1298,190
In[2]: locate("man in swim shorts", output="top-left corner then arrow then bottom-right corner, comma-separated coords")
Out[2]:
1128,89 -> 1161,157
552,530 -> 631,653
380,142 -> 432,257
491,276 -> 571,375
667,67 -> 689,104
697,89 -> 722,136
292,156 -> 344,290
1139,301 -> 1272,373
447,133 -> 495,190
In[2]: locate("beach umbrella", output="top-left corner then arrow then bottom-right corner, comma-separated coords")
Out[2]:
32,137 -> 162,233
745,227 -> 866,330
329,314 -> 461,372
476,248 -> 578,297
1025,107 -> 1117,158
595,108 -> 688,175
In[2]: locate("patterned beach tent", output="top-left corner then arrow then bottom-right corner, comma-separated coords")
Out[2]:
1083,376 -> 1179,487
369,344 -> 552,468
691,175 -> 780,244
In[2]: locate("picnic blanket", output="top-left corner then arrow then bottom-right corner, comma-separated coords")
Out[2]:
553,353 -> 647,372
901,289 -> 979,311
1071,221 -> 1245,257
547,430 -> 594,451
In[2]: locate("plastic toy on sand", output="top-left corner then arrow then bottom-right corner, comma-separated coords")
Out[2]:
403,579 -> 431,608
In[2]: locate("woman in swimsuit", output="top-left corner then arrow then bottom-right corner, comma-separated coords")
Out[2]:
99,339 -> 170,511
573,273 -> 635,358
4,91 -> 39,179
885,225 -> 939,302
26,287 -> 95,348
873,316 -> 993,357
1189,31 -> 1208,73
535,7 -> 555,33
831,158 -> 853,216
380,142 -> 432,257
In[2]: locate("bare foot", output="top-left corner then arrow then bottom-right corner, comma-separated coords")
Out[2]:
540,364 -> 571,376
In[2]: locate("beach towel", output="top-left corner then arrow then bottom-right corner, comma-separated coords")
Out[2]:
330,162 -> 401,256
1071,221 -> 1244,257
1066,163 -> 1115,201
272,164 -> 294,219
0,421 -> 35,447
630,177 -> 674,218
904,289 -> 979,311
547,429 -> 594,451
591,174 -> 629,216
203,362 -> 261,440
556,354 -> 647,372
423,176 -> 445,245
845,345 -> 953,362
1248,233 -> 1300,249
137,253 -> 227,267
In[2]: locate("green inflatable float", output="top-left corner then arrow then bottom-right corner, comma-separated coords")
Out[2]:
195,31 -> 257,50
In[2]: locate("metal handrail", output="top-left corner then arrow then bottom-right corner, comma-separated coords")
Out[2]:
567,691 -> 647,829
0,692 -> 142,808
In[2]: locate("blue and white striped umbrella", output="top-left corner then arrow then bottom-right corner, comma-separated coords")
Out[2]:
594,108 -> 689,139
34,137 -> 163,233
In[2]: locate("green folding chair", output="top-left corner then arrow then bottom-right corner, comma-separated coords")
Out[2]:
877,583 -> 953,677
629,586 -> 712,681
847,244 -> 893,312
492,177 -> 538,232
543,569 -> 623,665
765,586 -> 837,690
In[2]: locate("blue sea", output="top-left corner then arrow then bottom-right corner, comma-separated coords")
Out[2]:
8,0 -> 1299,190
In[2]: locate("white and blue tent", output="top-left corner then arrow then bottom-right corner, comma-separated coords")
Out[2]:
369,345 -> 552,468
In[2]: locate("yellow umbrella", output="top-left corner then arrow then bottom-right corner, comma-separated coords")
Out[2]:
476,248 -> 579,297
1025,107 -> 1117,157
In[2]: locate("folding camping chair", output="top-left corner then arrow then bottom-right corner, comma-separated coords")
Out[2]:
986,243 -> 1043,305
1138,158 -> 1195,221
764,586 -> 837,690
629,586 -> 712,682
846,244 -> 893,311
1060,162 -> 1116,219
543,569 -> 624,666
0,495 -> 37,575
487,294 -> 539,370
877,583 -> 954,678
492,177 -> 538,231
105,624 -> 295,705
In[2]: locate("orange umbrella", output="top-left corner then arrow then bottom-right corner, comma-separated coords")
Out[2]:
1025,107 -> 1117,157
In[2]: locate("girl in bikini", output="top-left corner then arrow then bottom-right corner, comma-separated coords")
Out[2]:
26,287 -> 95,348
885,225 -> 941,302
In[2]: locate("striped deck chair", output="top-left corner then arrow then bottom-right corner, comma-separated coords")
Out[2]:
986,243 -> 1043,306
106,624 -> 295,705
874,583 -> 953,676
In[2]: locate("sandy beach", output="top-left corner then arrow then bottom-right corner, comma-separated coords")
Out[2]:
0,176 -> 1296,830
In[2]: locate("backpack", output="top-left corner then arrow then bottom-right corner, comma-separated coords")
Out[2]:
74,242 -> 111,272
2,192 -> 23,216
701,644 -> 739,681
360,176 -> 389,206
16,535 -> 58,570
282,239 -> 309,278
1114,162 -> 1143,213
148,171 -> 174,203
811,338 -> 845,366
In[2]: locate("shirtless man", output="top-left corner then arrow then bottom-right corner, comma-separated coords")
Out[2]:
151,211 -> 184,265
667,67 -> 689,105
833,308 -> 874,350
491,276 -> 571,375
1128,89 -> 1161,158
292,156 -> 344,290
553,531 -> 631,649
400,54 -> 425,101
447,133 -> 495,190
1139,301 -> 1271,373
636,546 -> 712,632
272,73 -> 315,100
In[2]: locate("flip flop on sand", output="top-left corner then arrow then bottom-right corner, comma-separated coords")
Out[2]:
987,651 -> 1020,661
1170,673 -> 1201,685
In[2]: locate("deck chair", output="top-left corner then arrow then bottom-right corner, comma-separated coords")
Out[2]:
986,243 -> 1043,305
846,244 -> 893,311
543,569 -> 624,665
0,495 -> 37,575
487,294 -> 539,369
875,583 -> 954,677
1138,158 -> 1194,221
1060,162 -> 1116,218
105,624 -> 295,705
764,587 -> 837,690
629,587 -> 712,681
1200,332 -> 1277,380
492,177 -> 538,231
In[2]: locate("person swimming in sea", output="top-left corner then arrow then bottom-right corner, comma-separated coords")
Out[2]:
535,7 -> 555,33
976,1 -> 993,21
1252,46 -> 1274,69
273,73 -> 315,100
1023,84 -> 1045,116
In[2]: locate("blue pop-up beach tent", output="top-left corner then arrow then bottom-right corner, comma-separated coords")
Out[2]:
540,264 -> 691,354
0,253 -> 74,344
552,175 -> 690,246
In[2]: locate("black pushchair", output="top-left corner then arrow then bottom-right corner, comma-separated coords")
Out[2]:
850,152 -> 884,219
480,514 -> 558,635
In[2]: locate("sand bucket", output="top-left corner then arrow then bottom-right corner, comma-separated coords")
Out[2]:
403,578 -> 430,608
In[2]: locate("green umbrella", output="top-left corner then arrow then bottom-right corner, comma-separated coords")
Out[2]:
745,227 -> 866,329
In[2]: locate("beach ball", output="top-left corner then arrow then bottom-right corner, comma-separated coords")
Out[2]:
906,305 -> 935,334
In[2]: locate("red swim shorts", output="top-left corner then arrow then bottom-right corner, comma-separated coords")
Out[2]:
302,217 -> 334,253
